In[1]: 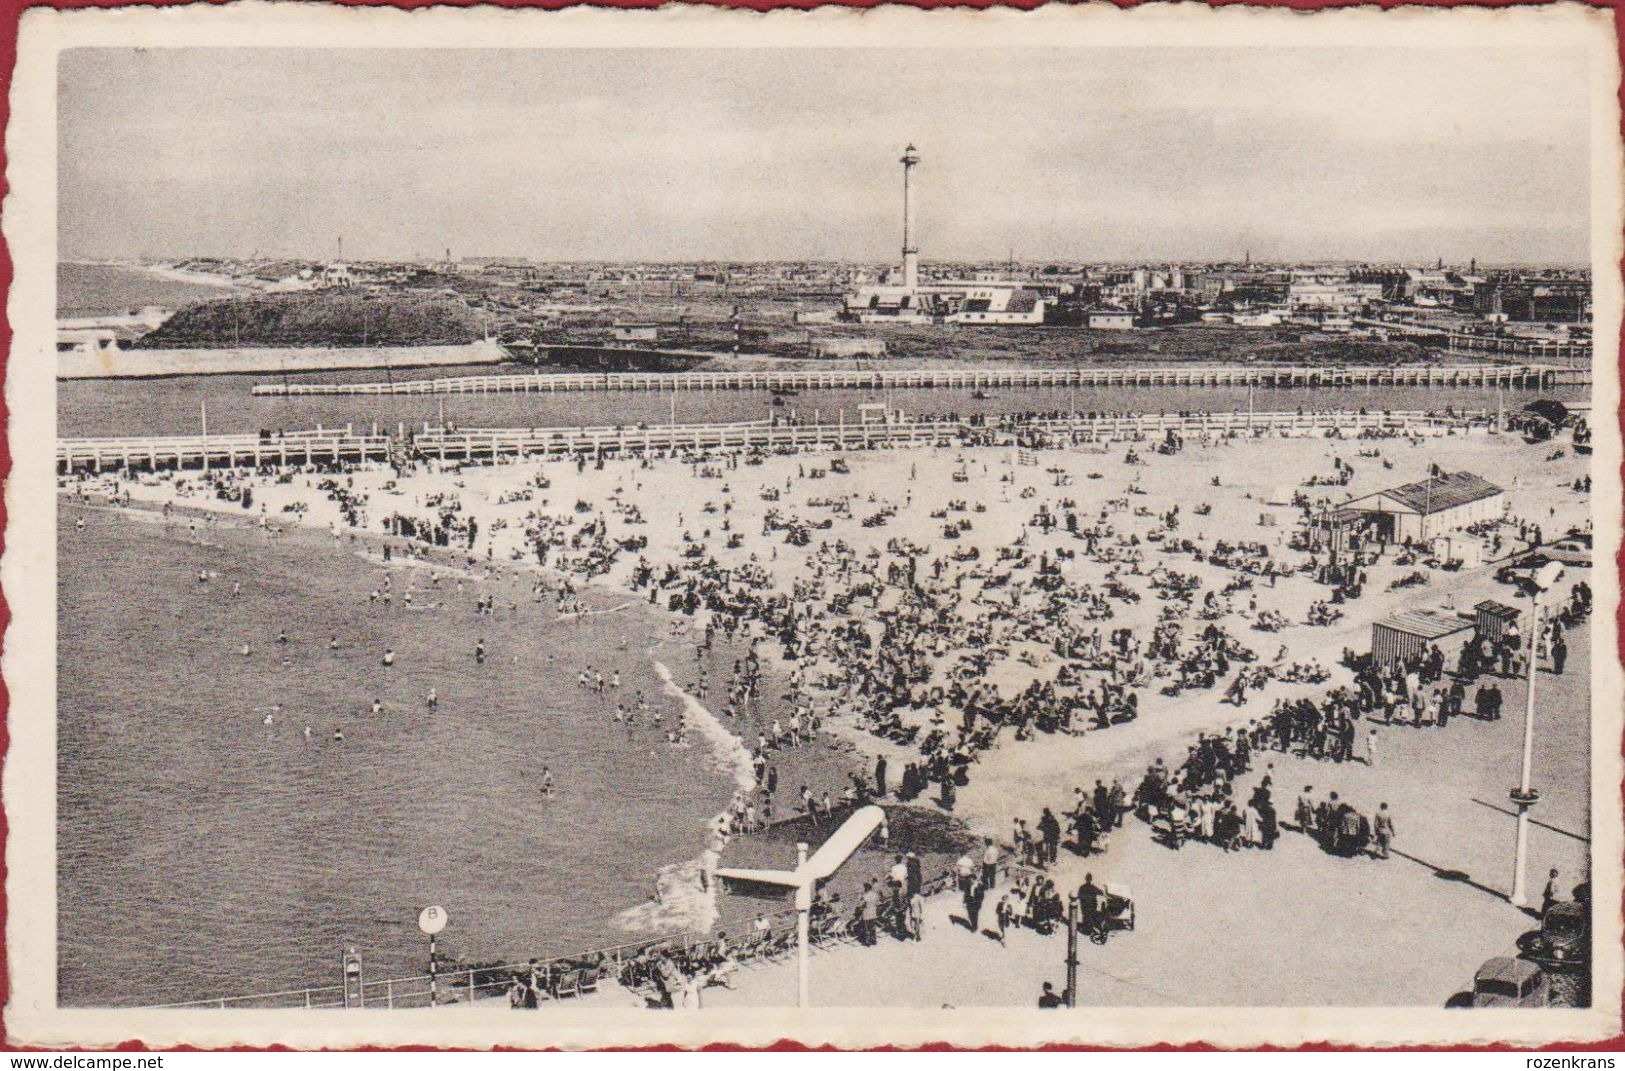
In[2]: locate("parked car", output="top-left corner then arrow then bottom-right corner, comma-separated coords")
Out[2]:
1471,957 -> 1549,1008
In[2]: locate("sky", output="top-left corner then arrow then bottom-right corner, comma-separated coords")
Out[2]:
58,46 -> 1593,265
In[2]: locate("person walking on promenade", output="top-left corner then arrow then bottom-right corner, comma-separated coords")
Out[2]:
964,877 -> 986,934
1373,803 -> 1395,859
1039,808 -> 1062,866
1295,785 -> 1316,834
955,852 -> 976,896
875,755 -> 888,799
980,838 -> 1000,891
1542,869 -> 1562,916
859,881 -> 880,946
1361,727 -> 1379,767
995,894 -> 1013,946
908,889 -> 925,942
1552,631 -> 1568,675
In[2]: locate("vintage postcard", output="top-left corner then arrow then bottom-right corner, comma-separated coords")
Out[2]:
5,0 -> 1621,1050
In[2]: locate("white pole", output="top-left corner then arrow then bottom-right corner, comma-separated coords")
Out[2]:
1510,593 -> 1542,908
795,842 -> 810,1009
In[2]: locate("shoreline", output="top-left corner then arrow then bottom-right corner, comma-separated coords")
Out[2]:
59,492 -> 857,998
57,420 -> 1593,1004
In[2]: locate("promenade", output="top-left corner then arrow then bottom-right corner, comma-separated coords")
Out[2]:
699,625 -> 1591,1009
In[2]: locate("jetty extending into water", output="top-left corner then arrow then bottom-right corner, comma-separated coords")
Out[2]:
58,409 -> 1490,474
248,363 -> 1579,398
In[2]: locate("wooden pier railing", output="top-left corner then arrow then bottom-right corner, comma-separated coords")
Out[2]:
57,409 -> 1489,475
248,363 -> 1562,398
56,425 -> 392,473
404,409 -> 1486,463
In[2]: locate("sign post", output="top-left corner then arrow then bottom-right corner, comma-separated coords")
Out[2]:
419,905 -> 448,1007
342,949 -> 364,1009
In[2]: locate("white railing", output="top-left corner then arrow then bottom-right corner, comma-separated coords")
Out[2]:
248,363 -> 1559,397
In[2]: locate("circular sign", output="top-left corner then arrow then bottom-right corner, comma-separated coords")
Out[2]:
418,905 -> 448,936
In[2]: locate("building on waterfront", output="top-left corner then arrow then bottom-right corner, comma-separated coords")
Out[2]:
1340,470 -> 1506,543
841,146 -> 1054,326
56,327 -> 121,357
1086,310 -> 1137,330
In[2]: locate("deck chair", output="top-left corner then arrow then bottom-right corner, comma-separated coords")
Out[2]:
578,967 -> 600,995
553,968 -> 581,999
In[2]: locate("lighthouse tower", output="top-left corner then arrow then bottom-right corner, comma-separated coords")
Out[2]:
900,144 -> 921,292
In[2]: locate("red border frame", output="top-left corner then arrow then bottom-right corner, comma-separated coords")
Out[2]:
4,0 -> 1622,1052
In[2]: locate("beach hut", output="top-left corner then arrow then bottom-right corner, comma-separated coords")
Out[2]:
1474,600 -> 1523,645
1371,607 -> 1473,669
1339,471 -> 1506,543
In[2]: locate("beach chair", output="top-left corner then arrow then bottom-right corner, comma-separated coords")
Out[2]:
553,968 -> 581,1000
578,967 -> 600,995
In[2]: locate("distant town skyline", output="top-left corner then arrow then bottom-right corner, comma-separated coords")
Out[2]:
59,47 -> 1593,265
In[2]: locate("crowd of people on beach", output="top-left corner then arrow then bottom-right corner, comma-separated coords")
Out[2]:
60,406 -> 1596,1008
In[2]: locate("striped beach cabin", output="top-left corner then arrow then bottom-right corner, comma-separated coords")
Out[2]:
1371,607 -> 1474,669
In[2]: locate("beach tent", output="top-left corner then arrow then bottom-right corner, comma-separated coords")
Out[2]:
1371,607 -> 1474,669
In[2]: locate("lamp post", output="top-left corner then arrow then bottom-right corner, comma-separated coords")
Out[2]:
795,842 -> 811,1009
1063,895 -> 1080,1008
1509,562 -> 1564,908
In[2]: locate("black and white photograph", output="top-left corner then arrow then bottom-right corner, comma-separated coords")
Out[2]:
6,2 -> 1621,1050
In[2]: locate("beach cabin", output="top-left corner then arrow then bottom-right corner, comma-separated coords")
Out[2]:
1340,471 -> 1506,544
1474,600 -> 1523,645
1371,607 -> 1473,669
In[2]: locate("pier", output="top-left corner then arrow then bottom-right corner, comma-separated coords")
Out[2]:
59,410 -> 1490,474
248,362 -> 1567,398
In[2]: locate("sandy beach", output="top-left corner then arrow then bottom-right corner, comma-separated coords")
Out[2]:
65,424 -> 1591,848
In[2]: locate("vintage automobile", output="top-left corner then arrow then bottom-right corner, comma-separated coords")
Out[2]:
1471,957 -> 1549,1008
1518,896 -> 1591,1007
